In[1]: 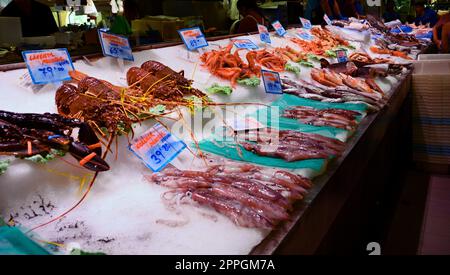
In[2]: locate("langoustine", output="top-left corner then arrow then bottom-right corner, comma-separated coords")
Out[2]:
146,160 -> 312,229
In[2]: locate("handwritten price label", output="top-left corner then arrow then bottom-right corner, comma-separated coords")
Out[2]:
178,27 -> 208,51
232,38 -> 258,49
335,49 -> 348,63
22,49 -> 74,84
271,21 -> 287,37
98,30 -> 134,61
299,17 -> 312,29
261,69 -> 282,94
296,29 -> 313,41
257,24 -> 271,44
129,123 -> 186,172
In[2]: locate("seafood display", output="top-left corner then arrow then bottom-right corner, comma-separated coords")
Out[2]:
370,46 -> 412,60
290,26 -> 350,56
281,106 -> 361,131
274,46 -> 307,63
56,74 -> 138,136
0,13 -> 427,255
127,60 -> 206,101
200,44 -> 261,86
253,49 -> 287,72
146,161 -> 312,229
235,128 -> 346,162
310,68 -> 384,98
0,110 -> 109,171
281,77 -> 383,111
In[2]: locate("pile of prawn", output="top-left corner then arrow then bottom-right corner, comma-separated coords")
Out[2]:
290,26 -> 350,56
200,44 -> 261,87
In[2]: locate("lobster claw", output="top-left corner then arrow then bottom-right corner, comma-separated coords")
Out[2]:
77,122 -> 102,156
69,141 -> 110,172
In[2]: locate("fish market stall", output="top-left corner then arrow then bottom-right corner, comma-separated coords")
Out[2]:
0,17 -> 430,255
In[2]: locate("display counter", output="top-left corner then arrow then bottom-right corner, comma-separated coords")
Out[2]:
0,20 -> 426,254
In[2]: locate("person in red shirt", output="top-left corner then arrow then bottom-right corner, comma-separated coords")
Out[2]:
232,0 -> 267,34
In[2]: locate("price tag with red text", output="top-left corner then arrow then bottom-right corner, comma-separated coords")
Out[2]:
22,48 -> 74,84
271,21 -> 287,37
299,17 -> 312,29
296,29 -> 313,41
257,24 -> 271,44
129,123 -> 186,172
98,30 -> 134,61
261,69 -> 282,94
336,49 -> 348,62
232,38 -> 258,49
178,27 -> 209,51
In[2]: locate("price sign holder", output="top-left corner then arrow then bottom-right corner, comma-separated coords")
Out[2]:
324,14 -> 332,26
22,48 -> 74,85
231,38 -> 258,50
261,69 -> 283,94
129,123 -> 187,172
257,24 -> 271,44
296,29 -> 313,41
178,27 -> 209,51
271,21 -> 287,37
98,30 -> 134,61
335,49 -> 348,63
299,17 -> 312,29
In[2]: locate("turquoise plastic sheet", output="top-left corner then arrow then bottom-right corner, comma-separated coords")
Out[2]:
198,94 -> 367,172
0,219 -> 51,255
251,94 -> 367,137
198,139 -> 328,172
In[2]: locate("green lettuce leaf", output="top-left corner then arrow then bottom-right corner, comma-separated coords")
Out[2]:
25,149 -> 66,164
298,61 -> 314,67
285,63 -> 301,75
325,50 -> 337,58
206,83 -> 233,95
0,160 -> 10,175
148,104 -> 166,115
307,53 -> 320,61
237,77 -> 261,87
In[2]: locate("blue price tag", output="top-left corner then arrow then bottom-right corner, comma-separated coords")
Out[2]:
261,70 -> 282,94
271,21 -> 287,37
98,30 -> 134,61
296,29 -> 313,41
335,49 -> 348,63
324,14 -> 332,26
299,17 -> 312,29
129,123 -> 186,172
22,48 -> 74,85
178,27 -> 209,51
257,24 -> 271,44
232,39 -> 258,49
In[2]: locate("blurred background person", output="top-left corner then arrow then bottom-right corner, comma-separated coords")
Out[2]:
414,1 -> 438,27
338,0 -> 365,19
0,0 -> 58,37
231,0 -> 266,34
383,0 -> 401,22
433,13 -> 450,53
305,0 -> 345,24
